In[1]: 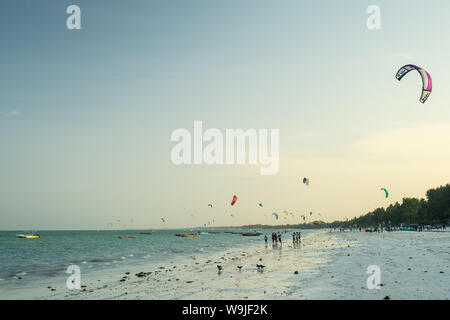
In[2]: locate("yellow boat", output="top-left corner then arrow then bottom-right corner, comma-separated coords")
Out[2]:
17,234 -> 40,239
175,234 -> 200,238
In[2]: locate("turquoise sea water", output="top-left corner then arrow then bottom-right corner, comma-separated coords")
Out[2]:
0,228 -> 310,292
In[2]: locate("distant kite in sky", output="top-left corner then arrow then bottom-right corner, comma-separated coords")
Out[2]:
396,64 -> 432,103
231,195 -> 238,206
160,218 -> 165,223
259,203 -> 263,207
208,204 -> 213,208
272,213 -> 279,220
381,188 -> 389,198
303,178 -> 310,186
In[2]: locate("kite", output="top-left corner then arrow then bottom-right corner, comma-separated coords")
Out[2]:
381,188 -> 389,198
272,213 -> 279,220
160,218 -> 165,223
258,203 -> 263,207
395,64 -> 432,103
231,195 -> 238,206
208,204 -> 213,208
303,177 -> 310,186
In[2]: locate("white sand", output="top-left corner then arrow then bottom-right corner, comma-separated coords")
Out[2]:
12,230 -> 450,300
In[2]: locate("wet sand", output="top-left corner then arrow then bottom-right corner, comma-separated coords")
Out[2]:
5,229 -> 450,300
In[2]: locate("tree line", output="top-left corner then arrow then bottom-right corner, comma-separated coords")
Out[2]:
243,183 -> 450,229
324,184 -> 450,228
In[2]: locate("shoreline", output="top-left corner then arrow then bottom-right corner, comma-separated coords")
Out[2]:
3,230 -> 449,300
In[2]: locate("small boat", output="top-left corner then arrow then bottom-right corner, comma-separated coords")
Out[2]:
241,232 -> 262,236
17,234 -> 40,239
118,236 -> 136,239
175,234 -> 200,238
139,232 -> 152,235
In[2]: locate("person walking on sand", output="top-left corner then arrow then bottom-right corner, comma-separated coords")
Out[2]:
264,234 -> 268,244
277,232 -> 282,245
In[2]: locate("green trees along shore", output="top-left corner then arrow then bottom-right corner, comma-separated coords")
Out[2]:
244,184 -> 450,230
339,184 -> 450,228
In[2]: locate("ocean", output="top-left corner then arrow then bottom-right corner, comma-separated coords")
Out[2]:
0,228 -> 309,294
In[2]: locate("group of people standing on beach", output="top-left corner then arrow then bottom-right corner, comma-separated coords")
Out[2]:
264,232 -> 283,245
264,231 -> 302,246
263,231 -> 303,248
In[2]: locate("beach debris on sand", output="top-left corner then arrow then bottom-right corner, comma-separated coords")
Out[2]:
135,272 -> 151,278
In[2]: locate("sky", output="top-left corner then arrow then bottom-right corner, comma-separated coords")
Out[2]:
1,0 -> 450,230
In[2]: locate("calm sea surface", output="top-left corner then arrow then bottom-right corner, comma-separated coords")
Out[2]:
0,228 -> 310,291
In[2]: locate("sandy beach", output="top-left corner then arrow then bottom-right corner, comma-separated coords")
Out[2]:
13,229 -> 446,300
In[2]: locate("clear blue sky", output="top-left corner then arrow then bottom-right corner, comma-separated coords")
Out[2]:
1,1 -> 450,229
